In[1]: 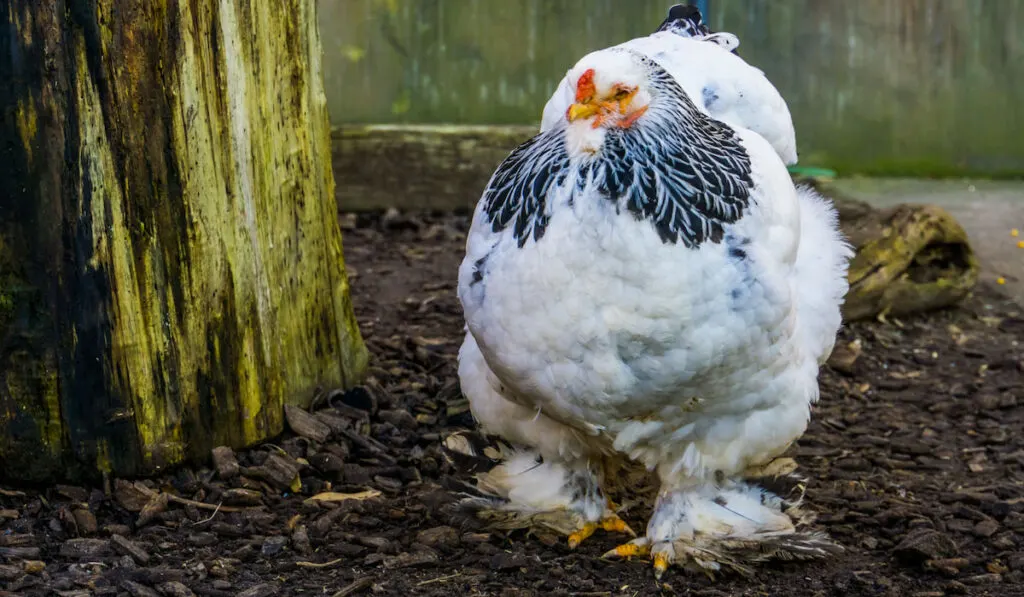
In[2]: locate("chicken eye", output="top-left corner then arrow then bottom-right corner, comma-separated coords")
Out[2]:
613,88 -> 632,100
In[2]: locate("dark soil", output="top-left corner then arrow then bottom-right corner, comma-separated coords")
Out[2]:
2,211 -> 1024,597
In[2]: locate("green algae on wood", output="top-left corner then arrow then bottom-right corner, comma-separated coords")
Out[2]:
823,192 -> 980,322
0,0 -> 367,483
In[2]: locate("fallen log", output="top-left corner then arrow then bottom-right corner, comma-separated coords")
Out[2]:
829,194 -> 979,321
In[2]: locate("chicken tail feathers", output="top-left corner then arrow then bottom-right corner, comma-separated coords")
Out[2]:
655,4 -> 741,54
792,185 -> 854,367
656,4 -> 709,37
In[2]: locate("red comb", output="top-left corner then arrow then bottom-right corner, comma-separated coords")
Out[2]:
575,69 -> 596,103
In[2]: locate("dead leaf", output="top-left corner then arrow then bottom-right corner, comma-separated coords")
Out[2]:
295,557 -> 344,569
304,489 -> 381,505
890,370 -> 923,379
412,336 -> 448,348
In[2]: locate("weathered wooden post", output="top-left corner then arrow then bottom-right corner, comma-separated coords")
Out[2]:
0,0 -> 368,482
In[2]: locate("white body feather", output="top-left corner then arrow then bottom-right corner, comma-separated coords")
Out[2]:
456,42 -> 850,561
459,126 -> 848,485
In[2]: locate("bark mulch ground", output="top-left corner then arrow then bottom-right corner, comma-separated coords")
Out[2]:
1,211 -> 1022,597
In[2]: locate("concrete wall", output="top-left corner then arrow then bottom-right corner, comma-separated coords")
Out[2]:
320,0 -> 1024,176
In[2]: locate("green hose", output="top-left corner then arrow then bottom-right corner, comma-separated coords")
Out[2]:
787,165 -> 837,180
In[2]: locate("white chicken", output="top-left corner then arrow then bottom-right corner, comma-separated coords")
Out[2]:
453,11 -> 850,578
541,4 -> 799,166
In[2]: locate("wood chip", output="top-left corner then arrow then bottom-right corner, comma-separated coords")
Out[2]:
236,584 -> 280,597
59,538 -> 111,558
292,524 -> 312,555
72,508 -> 98,534
417,572 -> 462,586
285,405 -> 332,443
137,492 -> 169,526
55,485 -> 90,502
340,428 -> 397,465
246,453 -> 302,492
222,488 -> 264,507
156,582 -> 197,597
383,551 -> 440,568
315,410 -> 355,433
330,577 -> 374,597
212,446 -> 240,479
120,580 -> 161,597
126,568 -> 187,585
113,480 -> 153,512
0,546 -> 41,559
111,534 -> 151,565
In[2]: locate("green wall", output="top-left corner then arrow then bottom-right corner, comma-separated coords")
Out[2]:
320,0 -> 1024,176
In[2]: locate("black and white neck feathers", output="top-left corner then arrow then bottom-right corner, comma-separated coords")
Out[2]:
480,52 -> 754,250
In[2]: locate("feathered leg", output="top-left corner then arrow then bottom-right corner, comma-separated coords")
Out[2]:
604,457 -> 841,578
450,334 -> 635,547
444,434 -> 633,546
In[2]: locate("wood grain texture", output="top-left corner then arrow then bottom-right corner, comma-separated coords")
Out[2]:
830,196 -> 980,322
0,0 -> 367,482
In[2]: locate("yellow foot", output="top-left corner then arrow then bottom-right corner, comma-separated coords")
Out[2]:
603,537 -> 650,560
653,548 -> 672,579
603,539 -> 672,579
567,513 -> 637,549
605,538 -> 760,580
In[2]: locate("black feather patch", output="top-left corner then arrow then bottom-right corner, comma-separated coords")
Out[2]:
726,234 -> 753,306
656,4 -> 710,38
479,132 -> 569,247
480,51 -> 754,249
470,254 -> 488,286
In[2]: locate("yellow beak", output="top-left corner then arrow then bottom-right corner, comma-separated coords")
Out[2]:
567,102 -> 600,122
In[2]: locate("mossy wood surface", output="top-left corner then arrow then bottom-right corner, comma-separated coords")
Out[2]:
0,0 -> 367,482
829,195 -> 979,322
335,125 -> 978,319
